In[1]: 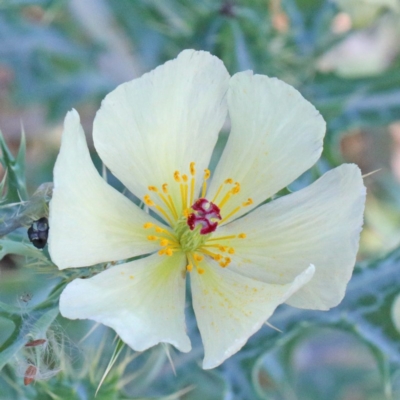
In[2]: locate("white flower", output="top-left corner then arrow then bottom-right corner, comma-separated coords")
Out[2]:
49,50 -> 366,369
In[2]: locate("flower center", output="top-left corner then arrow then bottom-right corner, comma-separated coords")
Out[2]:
142,162 -> 251,274
187,198 -> 221,234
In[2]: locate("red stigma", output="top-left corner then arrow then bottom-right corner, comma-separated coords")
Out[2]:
187,198 -> 221,234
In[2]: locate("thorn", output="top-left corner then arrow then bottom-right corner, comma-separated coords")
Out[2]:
362,168 -> 382,179
163,344 -> 176,376
265,321 -> 282,333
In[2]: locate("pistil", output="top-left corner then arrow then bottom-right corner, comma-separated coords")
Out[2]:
142,162 -> 249,273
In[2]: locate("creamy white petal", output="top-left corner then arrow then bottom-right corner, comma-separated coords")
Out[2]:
207,71 -> 326,223
49,110 -> 161,269
190,259 -> 314,369
93,50 -> 230,219
60,252 -> 191,352
214,164 -> 366,310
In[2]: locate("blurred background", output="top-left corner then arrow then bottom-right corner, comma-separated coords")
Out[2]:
1,0 -> 400,399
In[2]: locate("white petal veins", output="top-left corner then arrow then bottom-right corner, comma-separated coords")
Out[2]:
207,71 -> 326,224
190,259 -> 315,369
60,252 -> 191,352
214,164 -> 366,310
49,110 -> 161,269
93,50 -> 230,218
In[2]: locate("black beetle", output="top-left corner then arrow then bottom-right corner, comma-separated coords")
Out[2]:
27,217 -> 49,249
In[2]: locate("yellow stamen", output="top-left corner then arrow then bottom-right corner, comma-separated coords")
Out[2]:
180,183 -> 187,210
143,222 -> 154,229
183,208 -> 190,218
194,254 -> 204,262
156,191 -> 179,220
188,253 -> 205,275
190,162 -> 196,176
219,205 -> 241,224
155,226 -> 164,233
167,194 -> 178,218
212,178 -> 233,203
201,169 -> 211,198
182,174 -> 188,183
232,182 -> 240,194
162,184 -> 168,194
147,235 -> 158,241
144,195 -> 155,206
200,248 -> 223,261
155,205 -> 173,225
187,264 -> 193,272
243,198 -> 253,207
158,249 -> 166,255
165,248 -> 173,256
184,184 -> 188,208
228,247 -> 235,254
159,229 -> 177,240
219,257 -> 231,268
174,171 -> 181,182
238,233 -> 246,239
190,177 -> 195,205
218,246 -> 227,252
148,186 -> 158,192
207,235 -> 237,242
160,239 -> 169,246
218,191 -> 233,209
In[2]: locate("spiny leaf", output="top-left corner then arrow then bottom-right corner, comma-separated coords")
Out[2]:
96,337 -> 126,397
224,246 -> 400,399
0,182 -> 53,237
0,128 -> 28,204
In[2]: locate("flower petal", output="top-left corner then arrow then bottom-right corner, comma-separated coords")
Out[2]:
214,164 -> 366,310
93,50 -> 230,218
49,110 -> 161,269
60,252 -> 191,352
190,259 -> 315,369
207,71 -> 326,223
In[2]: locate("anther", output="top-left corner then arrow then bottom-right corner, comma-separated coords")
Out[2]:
143,222 -> 154,229
148,186 -> 158,192
165,248 -> 173,256
243,198 -> 253,206
232,182 -> 240,194
228,247 -> 235,254
160,239 -> 169,246
197,268 -> 205,274
144,195 -> 155,206
218,246 -> 227,252
182,174 -> 188,183
162,183 -> 168,193
202,169 -> 211,198
147,235 -> 158,241
225,178 -> 233,184
238,233 -> 246,238
194,254 -> 204,262
155,226 -> 164,233
174,171 -> 181,182
187,264 -> 193,272
190,162 -> 196,176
